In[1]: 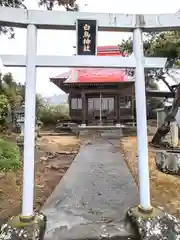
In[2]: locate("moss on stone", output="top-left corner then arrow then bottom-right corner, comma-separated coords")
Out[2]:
127,206 -> 180,240
0,213 -> 46,240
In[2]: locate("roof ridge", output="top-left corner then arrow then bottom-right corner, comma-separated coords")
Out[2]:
97,45 -> 120,52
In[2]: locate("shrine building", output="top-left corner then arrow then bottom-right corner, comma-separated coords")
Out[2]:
50,46 -> 136,126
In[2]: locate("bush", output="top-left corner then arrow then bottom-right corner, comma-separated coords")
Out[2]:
0,94 -> 10,127
0,138 -> 21,171
38,104 -> 70,126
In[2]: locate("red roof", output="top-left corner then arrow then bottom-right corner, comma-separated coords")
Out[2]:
50,46 -> 129,83
65,68 -> 128,83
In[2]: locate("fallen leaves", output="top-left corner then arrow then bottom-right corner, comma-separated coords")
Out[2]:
121,136 -> 180,217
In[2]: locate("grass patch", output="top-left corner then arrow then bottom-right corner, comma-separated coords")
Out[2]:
0,138 -> 21,171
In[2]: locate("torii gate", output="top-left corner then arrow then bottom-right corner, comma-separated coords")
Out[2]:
0,7 -> 171,219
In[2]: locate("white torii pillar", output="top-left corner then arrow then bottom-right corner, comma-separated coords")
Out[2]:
133,28 -> 152,211
22,24 -> 37,217
0,27 -> 167,218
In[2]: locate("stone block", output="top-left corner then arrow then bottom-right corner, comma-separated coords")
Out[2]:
0,213 -> 46,240
155,150 -> 180,175
127,206 -> 180,240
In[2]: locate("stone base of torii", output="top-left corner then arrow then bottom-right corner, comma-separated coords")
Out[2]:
1,208 -> 180,240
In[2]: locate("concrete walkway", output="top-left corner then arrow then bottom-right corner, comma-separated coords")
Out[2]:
42,138 -> 139,240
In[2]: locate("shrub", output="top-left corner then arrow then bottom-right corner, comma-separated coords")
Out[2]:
0,138 -> 21,171
38,104 -> 70,126
0,94 -> 10,127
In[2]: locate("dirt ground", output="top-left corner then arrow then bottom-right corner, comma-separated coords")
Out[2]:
0,135 -> 80,221
121,135 -> 180,217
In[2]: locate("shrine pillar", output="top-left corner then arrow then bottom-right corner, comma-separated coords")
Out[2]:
68,93 -> 72,118
81,92 -> 86,126
116,94 -> 121,126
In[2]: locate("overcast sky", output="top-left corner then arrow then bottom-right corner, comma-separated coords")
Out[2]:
0,0 -> 179,97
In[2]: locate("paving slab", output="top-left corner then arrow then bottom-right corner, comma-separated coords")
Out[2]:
42,139 -> 139,240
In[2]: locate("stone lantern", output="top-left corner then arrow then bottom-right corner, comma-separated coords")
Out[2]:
16,105 -> 25,134
156,100 -> 172,128
156,107 -> 166,128
156,101 -> 179,148
15,104 -> 25,147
